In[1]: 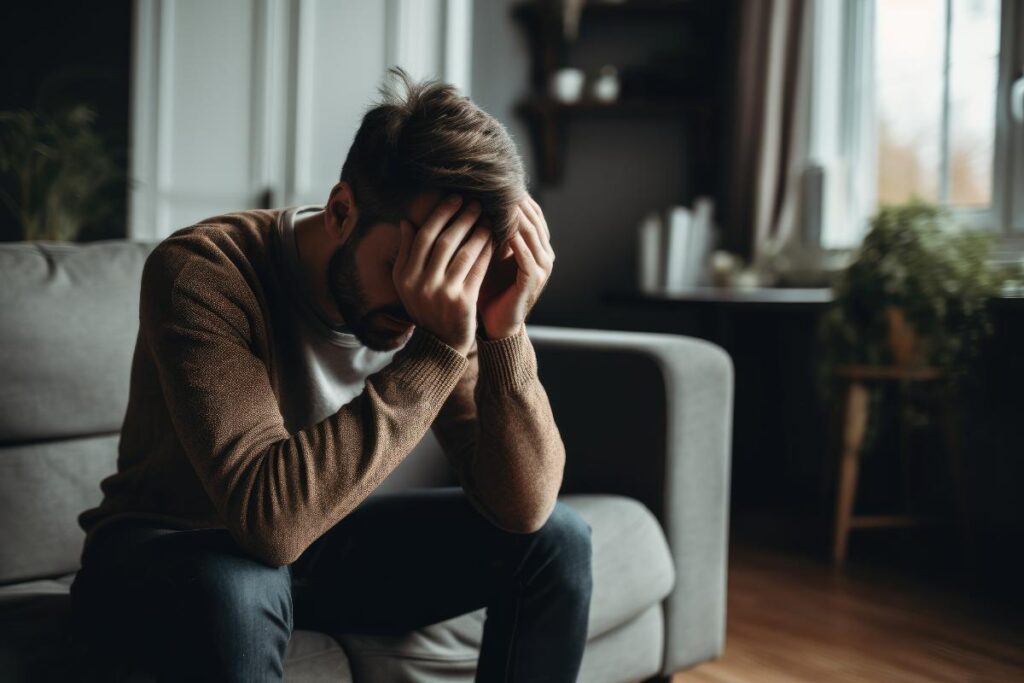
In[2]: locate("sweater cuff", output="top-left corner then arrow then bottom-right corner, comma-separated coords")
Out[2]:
390,326 -> 469,404
477,324 -> 537,393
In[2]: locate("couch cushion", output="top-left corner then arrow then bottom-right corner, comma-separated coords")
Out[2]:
0,574 -> 78,682
564,493 -> 676,636
0,494 -> 671,681
0,241 -> 155,443
577,602 -> 664,683
337,604 -> 665,683
336,494 -> 675,679
0,434 -> 118,585
280,631 -> 354,682
0,575 -> 353,682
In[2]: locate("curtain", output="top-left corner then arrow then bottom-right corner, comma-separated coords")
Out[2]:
723,0 -> 812,267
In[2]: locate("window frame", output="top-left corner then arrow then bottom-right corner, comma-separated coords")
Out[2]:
955,0 -> 1020,242
1002,0 -> 1024,239
823,0 -> 1024,252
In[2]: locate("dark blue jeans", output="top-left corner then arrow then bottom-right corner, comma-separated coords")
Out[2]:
69,487 -> 593,682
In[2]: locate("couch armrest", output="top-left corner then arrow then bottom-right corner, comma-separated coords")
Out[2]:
526,324 -> 734,674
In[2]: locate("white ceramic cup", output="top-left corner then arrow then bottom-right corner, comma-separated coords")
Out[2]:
592,65 -> 620,103
550,68 -> 585,103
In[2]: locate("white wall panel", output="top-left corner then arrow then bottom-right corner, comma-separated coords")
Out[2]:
130,0 -> 472,238
131,0 -> 271,237
167,0 -> 256,194
289,0 -> 389,206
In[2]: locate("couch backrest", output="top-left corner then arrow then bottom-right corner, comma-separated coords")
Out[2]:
0,240 -> 156,584
0,239 -> 451,585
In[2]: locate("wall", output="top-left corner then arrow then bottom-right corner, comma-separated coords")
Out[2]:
130,0 -> 722,328
130,0 -> 471,239
470,0 -> 696,329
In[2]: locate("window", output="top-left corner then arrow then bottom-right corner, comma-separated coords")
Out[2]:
819,0 -> 1024,248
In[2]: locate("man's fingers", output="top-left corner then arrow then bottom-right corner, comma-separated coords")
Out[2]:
516,206 -> 551,271
449,224 -> 492,283
465,235 -> 494,292
520,196 -> 553,255
521,194 -> 548,236
509,230 -> 539,277
407,194 -> 464,276
425,201 -> 483,279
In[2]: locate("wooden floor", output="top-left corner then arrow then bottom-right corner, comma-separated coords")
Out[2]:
679,543 -> 1024,683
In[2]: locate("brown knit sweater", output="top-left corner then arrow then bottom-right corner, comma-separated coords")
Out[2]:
78,209 -> 565,566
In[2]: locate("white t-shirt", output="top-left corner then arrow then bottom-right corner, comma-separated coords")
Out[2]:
269,205 -> 408,433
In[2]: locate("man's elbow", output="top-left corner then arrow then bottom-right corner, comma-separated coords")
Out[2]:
494,501 -> 558,535
233,527 -> 304,567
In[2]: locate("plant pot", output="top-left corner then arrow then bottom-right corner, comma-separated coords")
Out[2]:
884,306 -> 928,367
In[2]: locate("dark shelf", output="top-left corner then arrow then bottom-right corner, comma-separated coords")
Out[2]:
520,94 -> 720,184
516,95 -> 715,117
513,0 -> 719,25
603,287 -> 836,312
516,93 -> 718,183
603,288 -> 1024,313
511,0 -> 732,188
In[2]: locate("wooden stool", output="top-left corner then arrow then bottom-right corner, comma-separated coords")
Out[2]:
829,365 -> 969,566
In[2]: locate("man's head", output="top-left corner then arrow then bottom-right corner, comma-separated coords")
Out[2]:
319,66 -> 527,352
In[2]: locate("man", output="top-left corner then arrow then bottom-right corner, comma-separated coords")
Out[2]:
69,66 -> 593,682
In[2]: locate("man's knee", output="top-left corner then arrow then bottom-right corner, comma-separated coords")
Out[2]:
156,546 -> 293,680
529,501 -> 594,594
179,549 -> 294,634
77,533 -> 295,681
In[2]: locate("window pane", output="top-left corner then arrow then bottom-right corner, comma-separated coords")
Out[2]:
948,0 -> 1000,207
875,0 -> 1001,210
876,0 -> 946,205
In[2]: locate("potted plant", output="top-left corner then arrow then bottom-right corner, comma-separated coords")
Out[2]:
0,103 -> 119,242
819,200 -> 1007,379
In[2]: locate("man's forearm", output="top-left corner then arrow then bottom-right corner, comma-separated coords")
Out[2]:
465,326 -> 565,533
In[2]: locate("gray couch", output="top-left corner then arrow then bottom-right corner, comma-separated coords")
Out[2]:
0,239 -> 733,682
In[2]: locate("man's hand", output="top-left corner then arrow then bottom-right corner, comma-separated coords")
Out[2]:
393,194 -> 494,357
478,193 -> 554,340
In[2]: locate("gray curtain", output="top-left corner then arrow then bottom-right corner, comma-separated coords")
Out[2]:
723,0 -> 811,265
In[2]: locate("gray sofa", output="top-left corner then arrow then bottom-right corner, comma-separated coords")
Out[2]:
0,239 -> 733,682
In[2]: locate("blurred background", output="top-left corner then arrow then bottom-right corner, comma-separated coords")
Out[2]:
2,0 -> 1023,680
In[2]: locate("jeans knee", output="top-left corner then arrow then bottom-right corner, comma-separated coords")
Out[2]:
73,532 -> 294,682
172,552 -> 293,681
531,502 -> 593,594
181,550 -> 294,639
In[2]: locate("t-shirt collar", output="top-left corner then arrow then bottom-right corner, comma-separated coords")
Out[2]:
275,205 -> 365,348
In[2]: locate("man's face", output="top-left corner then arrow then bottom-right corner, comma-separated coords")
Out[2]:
326,190 -> 452,352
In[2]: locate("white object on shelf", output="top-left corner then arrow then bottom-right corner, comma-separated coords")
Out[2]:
710,250 -> 743,287
550,67 -> 585,103
637,211 -> 664,294
592,65 -> 620,103
732,269 -> 763,290
663,206 -> 694,293
688,196 -> 715,286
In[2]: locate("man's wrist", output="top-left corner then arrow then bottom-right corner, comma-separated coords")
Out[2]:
478,322 -> 524,342
476,323 -> 535,392
390,326 -> 470,402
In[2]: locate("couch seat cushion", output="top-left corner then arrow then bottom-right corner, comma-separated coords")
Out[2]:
0,575 -> 352,682
336,493 -> 675,678
0,494 -> 673,681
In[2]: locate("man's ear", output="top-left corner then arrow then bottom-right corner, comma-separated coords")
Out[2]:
325,180 -> 358,243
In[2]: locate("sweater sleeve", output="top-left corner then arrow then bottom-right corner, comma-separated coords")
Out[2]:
430,325 -> 566,534
140,243 -> 468,566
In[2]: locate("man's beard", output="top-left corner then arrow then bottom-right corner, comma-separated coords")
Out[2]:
326,237 -> 410,352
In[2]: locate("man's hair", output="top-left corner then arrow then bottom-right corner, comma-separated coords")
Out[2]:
339,66 -> 526,244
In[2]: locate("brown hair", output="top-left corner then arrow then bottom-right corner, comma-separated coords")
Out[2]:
339,66 -> 527,244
